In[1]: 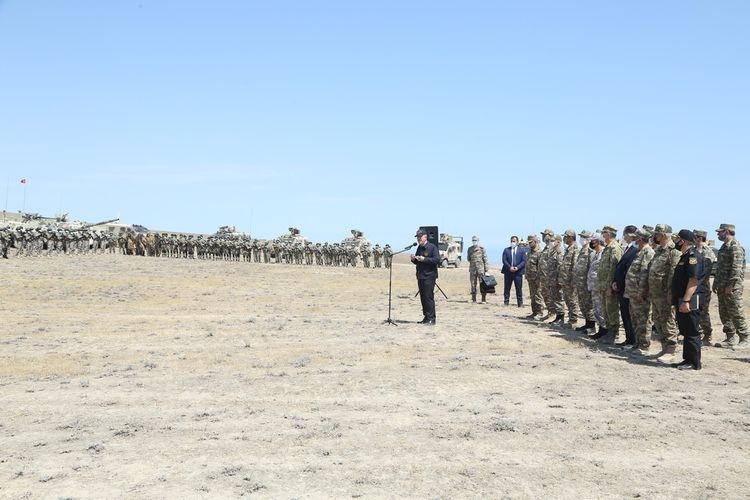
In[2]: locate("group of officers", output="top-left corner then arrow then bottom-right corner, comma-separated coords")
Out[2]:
417,223 -> 746,371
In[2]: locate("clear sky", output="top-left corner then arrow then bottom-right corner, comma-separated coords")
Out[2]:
1,1 -> 748,254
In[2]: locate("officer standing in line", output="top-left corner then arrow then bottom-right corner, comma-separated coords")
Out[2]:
467,235 -> 490,303
693,229 -> 716,345
411,229 -> 441,325
671,230 -> 704,370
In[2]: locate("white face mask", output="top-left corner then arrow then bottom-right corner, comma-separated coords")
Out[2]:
511,242 -> 517,249
579,237 -> 588,246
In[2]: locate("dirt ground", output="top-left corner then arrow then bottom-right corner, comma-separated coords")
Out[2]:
1,254 -> 749,498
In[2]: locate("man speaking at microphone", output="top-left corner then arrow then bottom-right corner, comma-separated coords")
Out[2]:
411,229 -> 441,325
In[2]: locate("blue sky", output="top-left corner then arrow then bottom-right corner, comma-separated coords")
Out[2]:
1,1 -> 748,253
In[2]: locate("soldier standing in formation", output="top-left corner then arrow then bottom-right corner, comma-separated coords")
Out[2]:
624,228 -> 655,354
560,229 -> 580,329
693,229 -> 716,345
538,229 -> 554,320
546,234 -> 565,325
574,230 -> 596,333
525,235 -> 545,320
383,244 -> 393,268
467,235 -> 489,303
649,224 -> 682,362
587,233 -> 607,337
598,225 -> 623,344
671,230 -> 705,370
713,223 -> 747,349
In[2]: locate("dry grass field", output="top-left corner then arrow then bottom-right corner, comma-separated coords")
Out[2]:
1,254 -> 749,498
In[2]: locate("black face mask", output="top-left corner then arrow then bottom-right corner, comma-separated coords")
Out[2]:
589,242 -> 596,250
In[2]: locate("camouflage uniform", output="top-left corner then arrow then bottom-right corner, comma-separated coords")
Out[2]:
560,229 -> 580,325
713,224 -> 747,345
383,245 -> 393,268
467,237 -> 489,302
574,230 -> 595,325
624,229 -> 655,349
587,242 -> 605,329
538,229 -> 555,319
546,235 -> 564,317
373,244 -> 382,268
648,225 -> 681,348
598,226 -> 623,340
693,230 -> 716,342
525,236 -> 545,318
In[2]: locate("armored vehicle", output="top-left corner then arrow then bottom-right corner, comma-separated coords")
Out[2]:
438,233 -> 463,268
277,227 -> 309,245
341,229 -> 370,251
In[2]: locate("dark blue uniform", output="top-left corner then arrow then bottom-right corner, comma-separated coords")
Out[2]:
672,247 -> 704,368
414,241 -> 440,323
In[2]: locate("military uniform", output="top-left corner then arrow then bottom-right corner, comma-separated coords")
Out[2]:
671,230 -> 704,369
467,236 -> 489,303
597,226 -> 623,342
648,224 -> 682,357
713,224 -> 747,347
560,229 -> 580,327
574,230 -> 595,331
525,235 -> 545,319
546,235 -> 564,322
587,239 -> 606,331
538,229 -> 555,320
693,230 -> 716,343
624,229 -> 655,351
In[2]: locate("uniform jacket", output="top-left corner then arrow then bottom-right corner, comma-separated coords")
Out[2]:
414,241 -> 440,280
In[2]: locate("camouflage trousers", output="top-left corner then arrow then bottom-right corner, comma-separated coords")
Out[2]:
591,289 -> 605,328
601,289 -> 620,335
540,277 -> 551,314
717,287 -> 748,339
469,268 -> 485,296
527,277 -> 545,315
651,294 -> 678,345
562,284 -> 579,322
629,297 -> 651,347
576,282 -> 595,322
548,283 -> 564,315
698,290 -> 712,338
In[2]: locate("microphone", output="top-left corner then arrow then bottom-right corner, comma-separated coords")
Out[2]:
404,242 -> 417,250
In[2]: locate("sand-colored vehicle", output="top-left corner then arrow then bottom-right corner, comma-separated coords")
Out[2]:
439,233 -> 463,268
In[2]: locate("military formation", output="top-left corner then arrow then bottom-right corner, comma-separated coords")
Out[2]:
1,224 -> 394,269
522,223 -> 747,364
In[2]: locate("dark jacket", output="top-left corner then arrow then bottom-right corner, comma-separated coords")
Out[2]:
501,246 -> 527,275
414,241 -> 440,280
615,244 -> 638,295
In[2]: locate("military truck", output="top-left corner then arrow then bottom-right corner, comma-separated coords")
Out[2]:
439,233 -> 463,268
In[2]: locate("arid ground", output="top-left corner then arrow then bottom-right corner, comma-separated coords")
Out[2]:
1,254 -> 749,498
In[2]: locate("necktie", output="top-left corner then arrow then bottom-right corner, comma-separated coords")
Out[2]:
512,248 -> 515,266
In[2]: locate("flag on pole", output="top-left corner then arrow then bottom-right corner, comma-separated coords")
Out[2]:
20,178 -> 27,184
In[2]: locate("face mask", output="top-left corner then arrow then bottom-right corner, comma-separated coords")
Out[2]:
579,237 -> 587,246
589,242 -> 596,250
511,242 -> 517,249
718,232 -> 727,242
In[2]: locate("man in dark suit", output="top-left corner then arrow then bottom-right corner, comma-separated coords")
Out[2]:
613,225 -> 639,346
411,229 -> 441,325
501,235 -> 527,306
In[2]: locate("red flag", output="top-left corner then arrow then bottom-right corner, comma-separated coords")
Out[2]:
20,178 -> 27,184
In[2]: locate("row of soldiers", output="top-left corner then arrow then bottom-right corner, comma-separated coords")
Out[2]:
1,225 -> 395,269
524,223 -> 746,363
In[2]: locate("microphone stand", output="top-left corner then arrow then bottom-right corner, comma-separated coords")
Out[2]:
384,244 -> 416,326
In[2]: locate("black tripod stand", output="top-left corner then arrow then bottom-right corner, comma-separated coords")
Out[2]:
384,243 -> 417,326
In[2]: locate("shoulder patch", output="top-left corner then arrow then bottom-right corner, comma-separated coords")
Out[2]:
689,257 -> 698,265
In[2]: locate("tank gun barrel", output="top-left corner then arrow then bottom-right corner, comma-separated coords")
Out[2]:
81,217 -> 120,230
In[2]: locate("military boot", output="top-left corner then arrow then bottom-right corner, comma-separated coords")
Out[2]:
550,314 -> 564,325
717,335 -> 738,348
590,326 -> 607,340
471,293 -> 476,303
655,343 -> 678,363
481,292 -> 487,303
540,312 -> 553,321
734,337 -> 749,350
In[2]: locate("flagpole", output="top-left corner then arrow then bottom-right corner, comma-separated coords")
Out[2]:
22,182 -> 26,213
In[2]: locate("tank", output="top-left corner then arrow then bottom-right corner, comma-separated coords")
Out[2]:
340,229 -> 370,251
438,233 -> 463,268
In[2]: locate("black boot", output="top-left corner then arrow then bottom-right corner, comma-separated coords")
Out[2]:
576,320 -> 595,332
590,326 -> 607,339
481,293 -> 487,303
550,314 -> 564,325
471,293 -> 476,303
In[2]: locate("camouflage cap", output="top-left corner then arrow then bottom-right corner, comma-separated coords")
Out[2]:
553,233 -> 562,242
541,228 -> 554,236
716,223 -> 735,232
654,223 -> 672,234
623,225 -> 638,236
563,229 -> 576,238
635,228 -> 652,240
471,235 -> 479,242
578,230 -> 592,238
590,232 -> 604,243
601,225 -> 617,235
642,225 -> 654,232
527,234 -> 538,241
693,229 -> 707,239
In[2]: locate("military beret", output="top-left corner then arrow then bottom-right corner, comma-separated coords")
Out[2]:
578,230 -> 592,238
563,229 -> 576,238
716,223 -> 735,232
654,223 -> 672,234
541,228 -> 554,236
635,228 -> 652,240
601,225 -> 617,235
677,229 -> 695,242
623,225 -> 638,236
